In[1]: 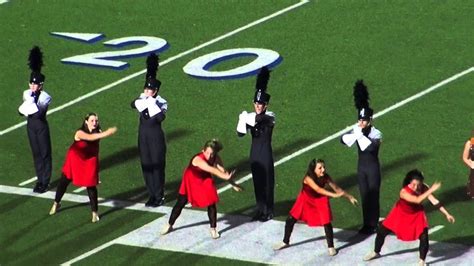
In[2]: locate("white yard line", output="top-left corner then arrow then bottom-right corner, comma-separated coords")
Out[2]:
73,187 -> 87,193
0,0 -> 309,137
0,184 -> 170,213
429,225 -> 445,235
217,67 -> 474,194
18,176 -> 37,186
60,241 -> 118,266
1,183 -> 462,266
62,208 -> 472,265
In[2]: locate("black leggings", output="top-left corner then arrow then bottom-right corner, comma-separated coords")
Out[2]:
168,194 -> 217,228
55,174 -> 98,212
283,215 -> 334,248
374,224 -> 429,260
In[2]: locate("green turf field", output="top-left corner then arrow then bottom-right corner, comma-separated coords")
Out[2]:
1,0 -> 473,264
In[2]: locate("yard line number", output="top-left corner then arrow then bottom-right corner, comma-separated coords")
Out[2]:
53,32 -> 282,79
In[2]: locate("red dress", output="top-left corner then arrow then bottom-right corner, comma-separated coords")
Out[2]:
178,153 -> 219,208
62,139 -> 100,187
289,175 -> 332,226
382,186 -> 428,241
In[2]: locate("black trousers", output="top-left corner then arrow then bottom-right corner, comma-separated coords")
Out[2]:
374,224 -> 429,260
283,215 -> 334,248
251,160 -> 274,216
467,169 -> 474,198
357,164 -> 381,228
138,130 -> 166,201
27,119 -> 52,185
54,174 -> 98,212
168,194 -> 217,228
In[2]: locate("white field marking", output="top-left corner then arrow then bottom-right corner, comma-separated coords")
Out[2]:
18,176 -> 37,186
429,225 -> 445,234
0,185 -> 466,265
73,187 -> 86,193
217,67 -> 474,194
73,180 -> 102,193
0,0 -> 9,4
0,0 -> 309,137
63,208 -> 473,265
60,240 -> 118,266
0,184 -> 171,213
0,184 -> 464,265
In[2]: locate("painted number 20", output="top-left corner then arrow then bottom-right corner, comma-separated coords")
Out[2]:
60,36 -> 169,70
54,33 -> 282,80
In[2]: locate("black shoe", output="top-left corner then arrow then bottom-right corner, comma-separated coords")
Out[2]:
259,213 -> 274,222
358,226 -> 376,235
33,183 -> 49,193
145,197 -> 156,207
145,197 -> 164,207
33,182 -> 41,193
251,212 -> 263,221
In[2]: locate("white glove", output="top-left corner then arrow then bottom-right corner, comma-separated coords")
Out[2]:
25,96 -> 35,104
342,133 -> 357,147
353,125 -> 364,140
134,98 -> 147,112
239,111 -> 248,121
237,111 -> 248,134
146,97 -> 162,117
357,135 -> 372,151
18,101 -> 38,116
245,112 -> 256,127
236,118 -> 247,134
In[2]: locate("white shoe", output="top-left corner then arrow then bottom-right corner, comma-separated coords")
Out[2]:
210,228 -> 220,239
49,202 -> 60,215
363,251 -> 380,261
273,242 -> 290,251
418,259 -> 427,266
92,212 -> 100,223
328,247 -> 337,256
160,223 -> 173,235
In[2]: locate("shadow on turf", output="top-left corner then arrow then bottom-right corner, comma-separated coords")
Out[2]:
335,152 -> 429,189
213,138 -> 317,187
286,229 -> 372,251
98,178 -> 184,219
100,127 -> 192,172
425,185 -> 472,214
380,246 -> 418,258
55,202 -> 91,213
428,235 -> 474,264
377,235 -> 474,264
31,213 -> 148,265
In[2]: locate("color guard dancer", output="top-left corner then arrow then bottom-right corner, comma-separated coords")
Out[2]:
49,113 -> 117,222
273,159 -> 358,256
160,139 -> 242,239
363,169 -> 455,266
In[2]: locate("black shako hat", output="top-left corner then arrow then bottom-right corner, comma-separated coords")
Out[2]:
28,46 -> 45,84
144,53 -> 161,90
254,67 -> 271,104
353,79 -> 373,120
